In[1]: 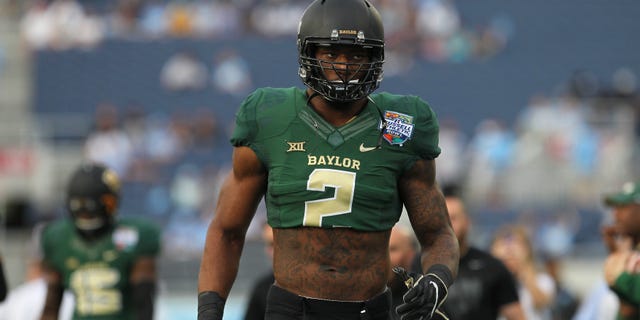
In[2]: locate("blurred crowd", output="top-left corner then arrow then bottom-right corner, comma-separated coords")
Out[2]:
69,66 -> 640,260
18,0 -> 513,67
0,0 -> 635,258
437,69 -> 640,252
0,1 -> 639,319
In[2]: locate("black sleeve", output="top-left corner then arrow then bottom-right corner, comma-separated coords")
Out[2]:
0,259 -> 7,302
493,258 -> 520,306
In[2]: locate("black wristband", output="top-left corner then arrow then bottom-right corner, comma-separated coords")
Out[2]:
426,264 -> 454,288
132,281 -> 156,320
198,291 -> 226,320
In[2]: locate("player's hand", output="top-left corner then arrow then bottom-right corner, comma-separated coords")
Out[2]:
604,236 -> 636,285
395,271 -> 449,320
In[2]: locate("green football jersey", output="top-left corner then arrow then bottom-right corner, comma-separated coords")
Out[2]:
41,217 -> 161,320
231,87 -> 441,231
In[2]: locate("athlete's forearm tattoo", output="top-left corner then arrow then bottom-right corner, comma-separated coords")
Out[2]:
400,160 -> 459,275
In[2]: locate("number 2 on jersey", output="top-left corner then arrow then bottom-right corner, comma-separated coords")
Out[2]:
303,168 -> 356,226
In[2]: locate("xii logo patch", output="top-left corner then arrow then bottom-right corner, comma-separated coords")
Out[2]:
287,141 -> 306,152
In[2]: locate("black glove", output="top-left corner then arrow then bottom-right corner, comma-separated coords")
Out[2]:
198,291 -> 225,320
395,264 -> 453,320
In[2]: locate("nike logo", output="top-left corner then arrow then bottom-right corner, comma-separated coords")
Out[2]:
359,143 -> 377,152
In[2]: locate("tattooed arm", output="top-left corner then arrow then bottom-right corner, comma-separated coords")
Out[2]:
399,158 -> 459,277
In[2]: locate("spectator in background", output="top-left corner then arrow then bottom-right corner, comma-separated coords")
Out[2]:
190,108 -> 220,151
165,2 -> 193,37
0,224 -> 74,320
573,200 -> 626,320
414,0 -> 460,62
191,0 -> 243,38
107,0 -> 143,38
543,256 -> 579,320
375,0 -> 417,76
435,118 -> 467,188
243,223 -> 275,320
249,0 -> 306,37
602,181 -> 640,320
84,103 -> 133,178
536,211 -> 580,320
415,188 -> 525,320
211,48 -> 252,97
465,118 -> 514,207
20,0 -> 56,51
491,225 -> 556,320
387,224 -> 419,319
138,0 -> 166,38
572,273 -> 618,320
160,50 -> 209,92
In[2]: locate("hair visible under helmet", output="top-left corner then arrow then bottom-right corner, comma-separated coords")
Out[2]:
66,163 -> 121,238
297,0 -> 385,103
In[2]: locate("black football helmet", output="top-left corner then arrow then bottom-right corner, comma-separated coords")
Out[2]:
66,163 -> 120,238
297,0 -> 385,103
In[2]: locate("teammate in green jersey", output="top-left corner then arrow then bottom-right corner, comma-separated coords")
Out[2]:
198,0 -> 459,319
40,163 -> 160,320
603,181 -> 640,320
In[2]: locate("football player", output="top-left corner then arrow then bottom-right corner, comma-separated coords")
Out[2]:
40,163 -> 160,320
197,0 -> 459,319
603,181 -> 640,320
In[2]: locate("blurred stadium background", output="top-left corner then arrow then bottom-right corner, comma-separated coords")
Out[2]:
0,0 -> 639,319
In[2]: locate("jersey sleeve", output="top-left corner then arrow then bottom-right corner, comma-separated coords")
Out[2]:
230,89 -> 261,147
612,272 -> 640,304
411,98 -> 441,160
134,220 -> 161,257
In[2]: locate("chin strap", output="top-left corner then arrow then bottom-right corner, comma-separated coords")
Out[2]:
306,91 -> 320,106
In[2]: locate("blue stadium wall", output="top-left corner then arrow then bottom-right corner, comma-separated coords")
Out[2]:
33,0 -> 640,137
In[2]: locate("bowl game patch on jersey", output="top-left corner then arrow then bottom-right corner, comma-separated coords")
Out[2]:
112,227 -> 139,251
383,111 -> 414,145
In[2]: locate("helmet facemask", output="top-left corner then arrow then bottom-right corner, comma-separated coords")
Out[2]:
66,164 -> 120,240
68,195 -> 116,239
299,41 -> 383,103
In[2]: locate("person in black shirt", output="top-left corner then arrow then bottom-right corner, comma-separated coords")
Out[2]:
388,225 -> 419,319
413,192 -> 525,320
243,223 -> 275,320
